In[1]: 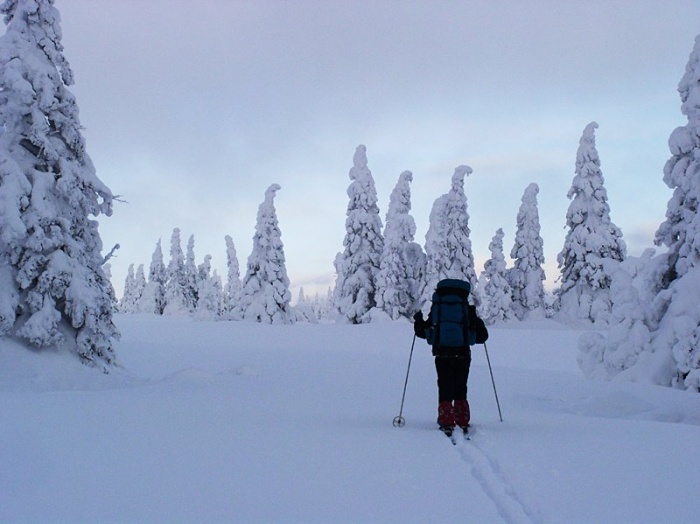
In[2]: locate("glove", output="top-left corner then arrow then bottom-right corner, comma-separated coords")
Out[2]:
413,310 -> 424,322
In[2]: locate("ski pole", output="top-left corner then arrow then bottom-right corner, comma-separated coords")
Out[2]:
393,334 -> 417,427
483,342 -> 503,422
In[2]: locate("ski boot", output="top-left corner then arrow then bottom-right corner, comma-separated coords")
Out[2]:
437,401 -> 455,436
454,399 -> 471,432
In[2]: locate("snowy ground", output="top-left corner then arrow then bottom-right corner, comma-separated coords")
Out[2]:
1,315 -> 699,523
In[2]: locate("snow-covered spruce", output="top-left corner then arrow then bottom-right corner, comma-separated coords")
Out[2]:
0,0 -> 118,365
375,170 -> 425,320
119,264 -> 136,314
183,234 -> 198,314
578,251 -> 655,380
119,263 -> 145,314
294,287 -> 335,323
579,35 -> 700,390
236,184 -> 293,324
317,287 -> 335,321
133,265 -> 146,310
650,35 -> 700,390
555,122 -> 626,324
163,228 -> 189,316
293,287 -> 318,323
420,165 -> 478,309
480,228 -> 515,324
194,254 -> 223,321
138,239 -> 167,315
509,183 -> 547,320
334,145 -> 384,324
222,234 -> 242,320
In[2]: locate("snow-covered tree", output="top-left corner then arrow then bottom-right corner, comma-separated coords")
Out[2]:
311,287 -> 335,322
375,171 -> 425,320
655,42 -> 700,289
194,254 -> 222,320
555,122 -> 626,324
509,183 -> 547,320
121,263 -> 146,314
119,264 -> 137,313
184,234 -> 198,313
481,228 -> 515,324
133,264 -> 146,308
163,228 -> 189,315
138,239 -> 167,314
421,165 -> 477,308
293,287 -> 318,323
578,251 -> 655,379
222,234 -> 241,319
211,269 -> 223,315
334,145 -> 384,324
237,184 -> 293,324
0,0 -> 118,365
650,36 -> 700,390
578,35 -> 700,391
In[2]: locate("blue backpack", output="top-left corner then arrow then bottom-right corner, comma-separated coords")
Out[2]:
426,279 -> 475,349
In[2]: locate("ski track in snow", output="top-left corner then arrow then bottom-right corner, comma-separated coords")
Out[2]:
455,430 -> 544,524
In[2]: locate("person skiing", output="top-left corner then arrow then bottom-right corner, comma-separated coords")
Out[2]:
413,279 -> 488,436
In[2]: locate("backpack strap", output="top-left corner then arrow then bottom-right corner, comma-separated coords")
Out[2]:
461,300 -> 470,348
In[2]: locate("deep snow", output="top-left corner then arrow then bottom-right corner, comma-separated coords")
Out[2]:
1,315 -> 699,523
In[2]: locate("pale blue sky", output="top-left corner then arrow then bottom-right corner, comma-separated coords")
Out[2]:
55,0 -> 700,298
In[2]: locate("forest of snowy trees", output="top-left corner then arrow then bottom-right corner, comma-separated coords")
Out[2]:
118,130 -> 621,329
1,0 -> 699,391
107,32 -> 700,392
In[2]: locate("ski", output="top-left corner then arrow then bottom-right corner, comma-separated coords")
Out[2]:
440,427 -> 458,445
441,425 -> 473,444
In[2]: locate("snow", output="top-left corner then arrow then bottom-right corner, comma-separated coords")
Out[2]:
1,315 -> 699,522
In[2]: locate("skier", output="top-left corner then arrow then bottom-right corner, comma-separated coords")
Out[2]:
413,279 -> 488,436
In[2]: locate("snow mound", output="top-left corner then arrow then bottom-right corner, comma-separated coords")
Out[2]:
0,337 -> 140,392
